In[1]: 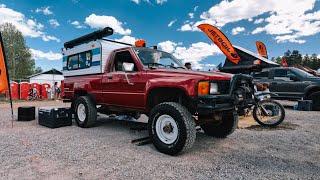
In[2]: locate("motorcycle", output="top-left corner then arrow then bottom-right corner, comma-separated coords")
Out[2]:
236,81 -> 285,127
251,91 -> 285,127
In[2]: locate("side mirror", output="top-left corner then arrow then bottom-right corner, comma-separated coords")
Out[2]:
122,62 -> 135,72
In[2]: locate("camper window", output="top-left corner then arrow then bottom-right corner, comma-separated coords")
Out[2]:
67,51 -> 92,70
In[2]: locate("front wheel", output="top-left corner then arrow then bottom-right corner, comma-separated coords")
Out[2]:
148,102 -> 196,155
253,99 -> 285,127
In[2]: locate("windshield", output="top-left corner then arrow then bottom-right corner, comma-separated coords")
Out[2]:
133,47 -> 184,69
292,68 -> 315,77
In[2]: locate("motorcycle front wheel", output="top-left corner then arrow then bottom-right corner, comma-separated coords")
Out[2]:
253,99 -> 285,127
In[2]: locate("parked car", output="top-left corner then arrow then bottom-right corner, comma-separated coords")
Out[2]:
252,67 -> 320,110
62,27 -> 255,155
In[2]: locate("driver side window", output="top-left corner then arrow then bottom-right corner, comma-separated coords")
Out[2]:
113,51 -> 137,72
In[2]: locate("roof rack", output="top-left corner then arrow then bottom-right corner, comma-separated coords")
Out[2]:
64,27 -> 114,49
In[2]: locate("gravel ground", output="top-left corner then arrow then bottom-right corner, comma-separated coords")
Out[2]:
0,100 -> 319,179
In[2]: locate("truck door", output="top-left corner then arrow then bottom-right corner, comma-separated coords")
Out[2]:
101,49 -> 146,108
269,69 -> 304,98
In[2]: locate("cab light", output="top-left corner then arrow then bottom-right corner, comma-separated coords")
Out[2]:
198,81 -> 210,96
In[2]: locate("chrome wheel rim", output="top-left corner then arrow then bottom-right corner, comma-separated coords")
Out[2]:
77,104 -> 86,122
155,114 -> 178,144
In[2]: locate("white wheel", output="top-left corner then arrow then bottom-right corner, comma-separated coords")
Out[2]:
74,96 -> 97,128
77,103 -> 86,122
155,114 -> 179,144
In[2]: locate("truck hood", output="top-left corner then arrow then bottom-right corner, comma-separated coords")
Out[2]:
146,68 -> 233,81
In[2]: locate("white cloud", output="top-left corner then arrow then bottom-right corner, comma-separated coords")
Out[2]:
30,49 -> 62,61
115,35 -> 137,44
168,19 -> 177,27
0,4 -> 60,42
158,41 -> 222,69
49,19 -> 60,28
231,27 -> 245,35
35,6 -> 53,15
193,6 -> 198,12
188,13 -> 194,19
158,41 -> 177,53
178,24 -> 193,31
179,0 -> 320,44
156,0 -> 167,4
85,14 -> 131,35
254,18 -> 264,24
130,0 -> 166,5
70,20 -> 85,29
131,0 -> 140,4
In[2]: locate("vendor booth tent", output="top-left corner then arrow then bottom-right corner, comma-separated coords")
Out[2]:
219,45 -> 279,74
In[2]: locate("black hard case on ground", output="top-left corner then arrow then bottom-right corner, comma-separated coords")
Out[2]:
18,106 -> 35,121
38,107 -> 72,128
297,100 -> 313,111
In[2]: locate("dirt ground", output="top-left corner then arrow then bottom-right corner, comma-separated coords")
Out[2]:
0,100 -> 319,179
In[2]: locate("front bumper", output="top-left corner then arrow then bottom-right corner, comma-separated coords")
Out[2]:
194,74 -> 254,116
195,95 -> 235,115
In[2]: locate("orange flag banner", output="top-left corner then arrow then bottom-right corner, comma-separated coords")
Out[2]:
0,33 -> 9,93
197,24 -> 240,64
255,41 -> 268,58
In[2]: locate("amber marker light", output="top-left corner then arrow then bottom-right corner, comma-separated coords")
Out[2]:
198,81 -> 210,96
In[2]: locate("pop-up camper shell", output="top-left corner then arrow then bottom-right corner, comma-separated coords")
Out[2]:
219,45 -> 279,74
62,27 -> 131,77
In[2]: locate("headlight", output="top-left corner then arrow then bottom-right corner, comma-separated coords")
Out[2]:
198,82 -> 219,96
210,83 -> 219,94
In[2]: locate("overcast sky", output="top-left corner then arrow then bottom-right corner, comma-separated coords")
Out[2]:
0,0 -> 319,70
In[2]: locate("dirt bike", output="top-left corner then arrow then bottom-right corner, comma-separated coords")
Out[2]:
235,80 -> 286,127
250,92 -> 285,127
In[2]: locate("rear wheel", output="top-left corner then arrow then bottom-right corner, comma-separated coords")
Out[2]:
200,111 -> 238,138
74,96 -> 97,128
148,102 -> 196,155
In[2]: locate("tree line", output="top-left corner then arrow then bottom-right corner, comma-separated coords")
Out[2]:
272,50 -> 320,70
0,23 -> 42,80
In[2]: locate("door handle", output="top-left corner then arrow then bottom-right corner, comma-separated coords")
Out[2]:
107,75 -> 113,79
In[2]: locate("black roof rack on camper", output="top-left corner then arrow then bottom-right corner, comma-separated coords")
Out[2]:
64,27 -> 114,49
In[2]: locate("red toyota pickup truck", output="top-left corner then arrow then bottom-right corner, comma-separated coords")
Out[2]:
63,28 -> 254,155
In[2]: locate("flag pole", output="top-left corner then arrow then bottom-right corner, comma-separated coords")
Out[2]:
0,32 -> 14,128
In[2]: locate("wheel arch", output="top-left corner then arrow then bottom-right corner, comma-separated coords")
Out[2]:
146,87 -> 193,113
304,85 -> 320,98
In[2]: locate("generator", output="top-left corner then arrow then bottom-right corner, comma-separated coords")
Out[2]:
38,107 -> 73,128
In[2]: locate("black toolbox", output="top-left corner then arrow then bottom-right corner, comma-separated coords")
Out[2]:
297,100 -> 313,111
38,107 -> 72,128
18,106 -> 35,121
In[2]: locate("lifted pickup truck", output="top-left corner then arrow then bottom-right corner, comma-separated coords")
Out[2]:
63,28 -> 254,155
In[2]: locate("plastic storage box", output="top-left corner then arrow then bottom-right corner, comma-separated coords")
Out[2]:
38,107 -> 72,128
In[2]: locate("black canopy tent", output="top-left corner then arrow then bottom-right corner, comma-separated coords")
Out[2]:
219,45 -> 279,74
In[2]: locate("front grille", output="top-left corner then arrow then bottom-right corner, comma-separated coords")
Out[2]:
217,81 -> 231,94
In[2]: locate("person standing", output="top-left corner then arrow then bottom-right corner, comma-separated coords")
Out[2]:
53,82 -> 61,100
